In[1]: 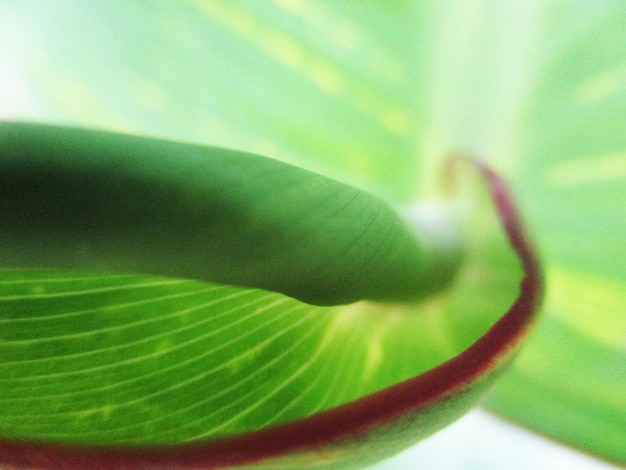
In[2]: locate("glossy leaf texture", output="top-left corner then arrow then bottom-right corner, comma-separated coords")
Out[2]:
0,133 -> 540,468
0,0 -> 624,465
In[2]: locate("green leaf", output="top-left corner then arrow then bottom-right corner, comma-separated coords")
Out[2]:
482,3 -> 626,463
0,141 -> 541,468
1,0 -> 623,466
0,122 -> 462,306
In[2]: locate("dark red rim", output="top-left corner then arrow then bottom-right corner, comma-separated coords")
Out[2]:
0,159 -> 542,469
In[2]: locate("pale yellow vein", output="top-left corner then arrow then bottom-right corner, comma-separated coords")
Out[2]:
577,65 -> 626,103
78,304 -> 317,440
0,291 -> 278,376
0,278 -> 188,301
192,0 -> 410,136
544,152 -> 626,187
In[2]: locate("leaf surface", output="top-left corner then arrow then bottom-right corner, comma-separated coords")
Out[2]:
0,151 -> 541,469
0,122 -> 461,306
1,0 -> 623,465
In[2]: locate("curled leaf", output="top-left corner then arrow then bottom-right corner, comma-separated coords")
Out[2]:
0,124 -> 541,469
0,122 -> 463,306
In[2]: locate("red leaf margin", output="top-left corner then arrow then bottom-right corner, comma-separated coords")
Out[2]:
0,159 -> 542,469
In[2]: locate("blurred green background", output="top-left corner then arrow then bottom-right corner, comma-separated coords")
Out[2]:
0,1 -> 624,468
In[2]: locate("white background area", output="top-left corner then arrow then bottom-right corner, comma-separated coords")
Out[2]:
368,409 -> 621,470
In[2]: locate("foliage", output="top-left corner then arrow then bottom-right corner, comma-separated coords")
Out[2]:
0,0 -> 624,468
